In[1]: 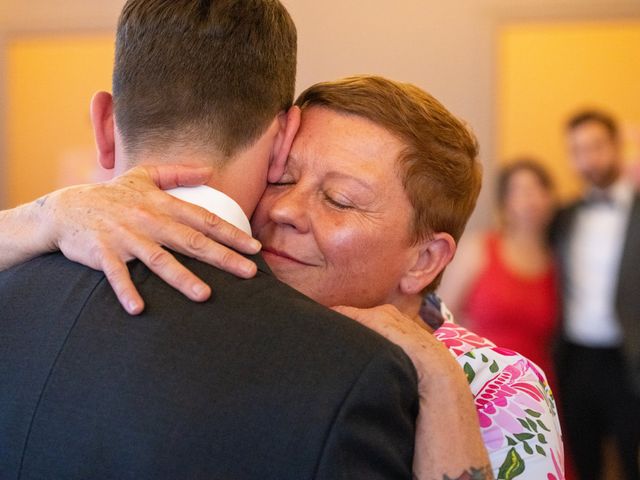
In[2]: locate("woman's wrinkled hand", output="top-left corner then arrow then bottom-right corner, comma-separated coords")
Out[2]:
44,164 -> 261,315
332,304 -> 462,394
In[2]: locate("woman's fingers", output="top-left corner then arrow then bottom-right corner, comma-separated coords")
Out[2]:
334,304 -> 373,323
150,221 -> 258,279
98,250 -> 146,315
49,165 -> 264,315
137,164 -> 262,255
122,234 -> 211,301
125,198 -> 258,278
164,200 -> 261,256
332,304 -> 447,384
333,304 -> 411,334
142,164 -> 214,190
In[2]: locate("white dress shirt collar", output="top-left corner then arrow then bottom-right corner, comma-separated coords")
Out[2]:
564,177 -> 634,347
585,177 -> 635,210
166,185 -> 252,236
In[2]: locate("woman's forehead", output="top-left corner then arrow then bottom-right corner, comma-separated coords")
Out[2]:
291,107 -> 405,176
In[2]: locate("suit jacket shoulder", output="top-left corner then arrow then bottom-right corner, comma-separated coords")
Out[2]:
615,193 -> 640,394
549,200 -> 580,249
0,252 -> 418,479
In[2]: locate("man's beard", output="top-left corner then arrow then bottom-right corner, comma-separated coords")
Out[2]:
586,163 -> 620,189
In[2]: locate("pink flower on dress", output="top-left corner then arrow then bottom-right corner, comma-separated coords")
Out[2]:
547,448 -> 565,480
432,314 -> 564,479
491,346 -> 521,357
435,322 -> 496,356
475,360 -> 546,430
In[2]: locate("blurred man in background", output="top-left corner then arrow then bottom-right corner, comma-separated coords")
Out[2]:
552,110 -> 640,480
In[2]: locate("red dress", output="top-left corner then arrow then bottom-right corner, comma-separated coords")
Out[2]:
462,232 -> 559,382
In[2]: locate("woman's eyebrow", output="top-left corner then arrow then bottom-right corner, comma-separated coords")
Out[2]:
325,171 -> 376,192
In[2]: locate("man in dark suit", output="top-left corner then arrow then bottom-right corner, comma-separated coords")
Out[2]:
0,1 -> 419,478
552,110 -> 640,480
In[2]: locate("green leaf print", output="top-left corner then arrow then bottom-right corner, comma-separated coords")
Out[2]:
506,436 -> 517,446
525,409 -> 542,418
517,418 -> 531,431
527,418 -> 538,432
536,445 -> 547,457
523,441 -> 534,455
537,419 -> 551,432
489,360 -> 499,373
497,447 -> 526,479
481,353 -> 489,363
463,362 -> 476,383
514,433 -> 534,441
538,433 -> 547,444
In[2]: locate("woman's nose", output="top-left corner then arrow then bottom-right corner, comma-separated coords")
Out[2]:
268,185 -> 310,233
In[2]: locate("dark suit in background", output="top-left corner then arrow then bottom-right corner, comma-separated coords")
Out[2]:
0,252 -> 418,479
552,193 -> 640,480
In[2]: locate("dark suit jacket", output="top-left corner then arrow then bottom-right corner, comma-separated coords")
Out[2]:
550,194 -> 640,395
0,252 -> 418,480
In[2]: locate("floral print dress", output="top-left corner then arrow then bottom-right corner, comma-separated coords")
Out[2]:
424,295 -> 565,480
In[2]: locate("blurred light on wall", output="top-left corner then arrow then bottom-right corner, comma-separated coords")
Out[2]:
5,35 -> 114,207
498,21 -> 640,201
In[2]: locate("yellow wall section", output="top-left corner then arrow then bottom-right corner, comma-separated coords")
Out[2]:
498,22 -> 640,201
6,35 -> 114,206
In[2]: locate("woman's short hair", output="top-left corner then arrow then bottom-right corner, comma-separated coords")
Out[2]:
295,75 -> 483,291
497,159 -> 554,208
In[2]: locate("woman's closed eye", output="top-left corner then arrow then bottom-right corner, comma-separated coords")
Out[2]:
323,192 -> 355,210
270,181 -> 295,187
269,175 -> 296,187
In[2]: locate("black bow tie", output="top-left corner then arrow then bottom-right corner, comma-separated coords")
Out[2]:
583,190 -> 614,208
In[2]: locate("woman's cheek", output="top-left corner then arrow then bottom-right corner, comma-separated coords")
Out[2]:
321,222 -> 377,267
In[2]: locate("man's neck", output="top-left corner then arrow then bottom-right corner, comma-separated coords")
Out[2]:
109,113 -> 283,220
116,147 -> 265,220
112,118 -> 280,220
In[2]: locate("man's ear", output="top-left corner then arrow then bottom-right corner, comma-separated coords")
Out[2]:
90,91 -> 116,170
400,233 -> 456,295
268,106 -> 301,183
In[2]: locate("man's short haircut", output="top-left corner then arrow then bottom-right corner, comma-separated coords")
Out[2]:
566,109 -> 619,140
295,75 -> 482,292
113,0 -> 297,159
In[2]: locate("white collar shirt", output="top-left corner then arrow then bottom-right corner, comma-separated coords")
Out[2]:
564,178 -> 635,347
166,185 -> 252,237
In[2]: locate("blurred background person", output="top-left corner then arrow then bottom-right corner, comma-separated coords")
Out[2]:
551,110 -> 640,480
439,159 -> 559,384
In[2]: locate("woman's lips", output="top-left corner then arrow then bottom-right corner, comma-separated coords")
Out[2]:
261,246 -> 316,266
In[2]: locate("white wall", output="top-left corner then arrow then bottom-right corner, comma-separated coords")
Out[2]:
2,0 -> 639,225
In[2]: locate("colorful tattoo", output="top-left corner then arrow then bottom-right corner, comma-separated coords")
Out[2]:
443,465 -> 494,480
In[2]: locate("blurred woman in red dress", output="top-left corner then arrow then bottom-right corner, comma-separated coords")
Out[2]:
439,159 -> 559,390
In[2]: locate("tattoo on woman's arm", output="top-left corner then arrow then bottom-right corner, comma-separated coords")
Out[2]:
443,465 -> 494,480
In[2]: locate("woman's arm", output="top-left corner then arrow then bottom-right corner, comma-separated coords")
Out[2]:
437,232 -> 487,323
0,165 -> 261,314
0,199 -> 56,271
334,305 -> 493,480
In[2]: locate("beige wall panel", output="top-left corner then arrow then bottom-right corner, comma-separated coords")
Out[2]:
498,21 -> 640,201
6,35 -> 113,206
